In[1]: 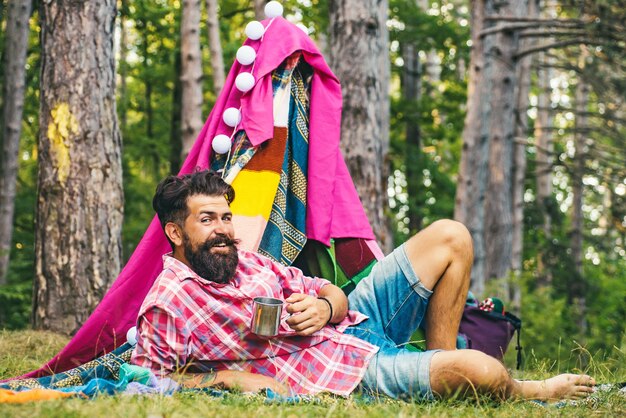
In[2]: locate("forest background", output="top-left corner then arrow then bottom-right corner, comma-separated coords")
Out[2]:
0,0 -> 625,368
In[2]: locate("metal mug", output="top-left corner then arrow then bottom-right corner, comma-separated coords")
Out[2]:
250,297 -> 284,337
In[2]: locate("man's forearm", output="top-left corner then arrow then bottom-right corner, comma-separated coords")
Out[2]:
173,370 -> 256,389
173,370 -> 290,395
318,284 -> 348,324
173,370 -> 218,388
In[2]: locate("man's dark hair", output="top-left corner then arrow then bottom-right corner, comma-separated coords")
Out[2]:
152,170 -> 235,235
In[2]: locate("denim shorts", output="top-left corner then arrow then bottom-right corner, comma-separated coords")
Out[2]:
344,244 -> 440,400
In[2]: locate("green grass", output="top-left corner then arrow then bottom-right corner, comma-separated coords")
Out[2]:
1,330 -> 625,417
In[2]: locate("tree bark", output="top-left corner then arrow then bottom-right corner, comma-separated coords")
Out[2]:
377,0 -> 392,252
510,0 -> 538,309
34,1 -> 124,333
402,42 -> 424,234
484,0 -> 527,286
170,51 -> 183,174
404,0 -> 442,235
571,45 -> 589,337
329,0 -> 392,253
180,0 -> 204,160
253,0 -> 265,20
535,51 -> 553,226
534,0 -> 557,286
206,0 -> 225,96
118,0 -> 129,134
456,0 -> 528,296
454,0 -> 488,295
139,29 -> 160,178
571,60 -> 587,281
0,0 -> 32,285
0,0 -> 7,109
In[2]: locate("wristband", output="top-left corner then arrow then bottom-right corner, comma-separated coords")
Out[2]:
317,297 -> 333,325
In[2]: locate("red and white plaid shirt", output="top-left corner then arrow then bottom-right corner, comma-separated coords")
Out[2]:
131,250 -> 378,396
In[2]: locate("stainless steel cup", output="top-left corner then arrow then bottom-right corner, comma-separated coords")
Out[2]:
250,297 -> 283,337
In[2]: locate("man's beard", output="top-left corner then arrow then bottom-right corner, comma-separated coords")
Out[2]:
183,234 -> 239,284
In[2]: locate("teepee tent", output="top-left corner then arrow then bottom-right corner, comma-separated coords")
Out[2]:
17,16 -> 382,379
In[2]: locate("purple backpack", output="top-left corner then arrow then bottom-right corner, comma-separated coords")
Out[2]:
458,298 -> 523,369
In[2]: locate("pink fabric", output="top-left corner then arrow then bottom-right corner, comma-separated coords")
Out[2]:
185,17 -> 374,245
15,17 -> 375,379
132,252 -> 377,396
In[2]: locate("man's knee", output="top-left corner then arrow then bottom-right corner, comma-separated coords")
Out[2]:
430,349 -> 510,398
458,350 -> 510,397
428,219 -> 473,258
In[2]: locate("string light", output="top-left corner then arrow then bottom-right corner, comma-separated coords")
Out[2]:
212,134 -> 232,154
222,107 -> 242,127
211,2 -> 285,156
244,21 -> 265,40
264,1 -> 284,19
236,45 -> 256,66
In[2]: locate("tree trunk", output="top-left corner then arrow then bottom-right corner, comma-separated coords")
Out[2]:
417,0 -> 442,95
402,43 -> 424,234
454,0 -> 487,296
535,61 -> 555,286
206,0 -> 225,96
571,68 -> 587,277
170,51 -> 183,174
456,0 -> 528,296
140,30 -> 160,178
0,0 -> 7,109
180,0 -> 204,160
329,0 -> 392,253
534,0 -> 557,286
510,0 -> 537,308
571,46 -> 589,337
377,0 -> 392,253
483,0 -> 527,288
404,0 -> 442,235
534,51 -> 554,228
254,0 -> 265,20
119,0 -> 129,134
34,1 -> 124,333
0,0 -> 32,285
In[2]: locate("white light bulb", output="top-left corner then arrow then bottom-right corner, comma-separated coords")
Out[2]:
126,326 -> 137,346
235,72 -> 255,92
236,45 -> 256,66
245,21 -> 265,40
296,23 -> 309,35
223,107 -> 241,127
212,134 -> 232,154
264,1 -> 284,18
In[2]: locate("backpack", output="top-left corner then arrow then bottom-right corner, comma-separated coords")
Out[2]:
458,295 -> 523,369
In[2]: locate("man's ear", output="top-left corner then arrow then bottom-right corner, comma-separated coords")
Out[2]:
164,222 -> 184,247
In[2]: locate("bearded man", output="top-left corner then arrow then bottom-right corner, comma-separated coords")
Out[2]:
132,170 -> 595,400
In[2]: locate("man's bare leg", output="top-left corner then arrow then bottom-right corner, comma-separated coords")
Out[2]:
403,220 -> 473,350
403,221 -> 595,401
429,349 -> 596,401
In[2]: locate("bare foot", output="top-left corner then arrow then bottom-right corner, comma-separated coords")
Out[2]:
515,373 -> 596,401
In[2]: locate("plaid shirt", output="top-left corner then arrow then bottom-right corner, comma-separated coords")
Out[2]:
131,250 -> 378,396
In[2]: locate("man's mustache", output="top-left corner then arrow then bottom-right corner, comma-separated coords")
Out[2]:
200,235 -> 239,251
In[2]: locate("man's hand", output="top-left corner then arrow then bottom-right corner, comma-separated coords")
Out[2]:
285,293 -> 331,336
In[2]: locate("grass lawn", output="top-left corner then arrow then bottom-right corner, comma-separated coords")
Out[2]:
1,329 -> 625,417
